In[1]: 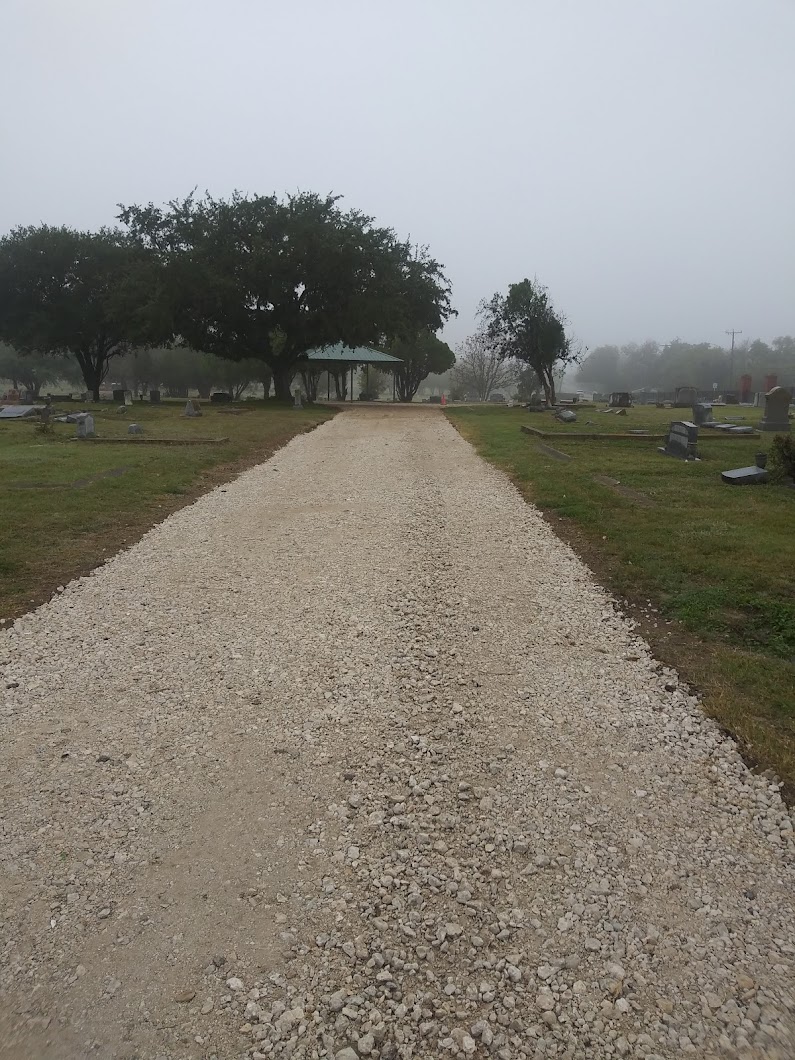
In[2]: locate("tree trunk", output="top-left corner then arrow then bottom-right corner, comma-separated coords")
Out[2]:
300,369 -> 321,402
273,365 -> 295,402
260,372 -> 272,399
331,369 -> 347,401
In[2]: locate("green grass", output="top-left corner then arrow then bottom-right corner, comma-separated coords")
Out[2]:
447,403 -> 795,795
0,399 -> 334,622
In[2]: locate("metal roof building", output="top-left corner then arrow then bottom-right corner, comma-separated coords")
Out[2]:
300,344 -> 402,401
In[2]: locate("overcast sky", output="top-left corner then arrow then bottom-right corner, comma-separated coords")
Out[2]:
1,0 -> 793,352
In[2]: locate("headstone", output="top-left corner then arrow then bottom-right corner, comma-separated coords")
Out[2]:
210,392 -> 232,404
293,390 -> 303,409
609,392 -> 631,408
76,415 -> 95,438
112,389 -> 126,403
128,423 -> 143,435
759,386 -> 791,433
740,374 -> 752,403
673,386 -> 698,408
659,420 -> 699,460
692,402 -> 715,427
124,391 -> 133,406
554,408 -> 577,423
728,426 -> 755,435
149,390 -> 161,403
183,400 -> 201,417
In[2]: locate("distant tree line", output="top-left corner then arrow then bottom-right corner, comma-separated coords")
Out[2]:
0,192 -> 455,402
576,338 -> 795,395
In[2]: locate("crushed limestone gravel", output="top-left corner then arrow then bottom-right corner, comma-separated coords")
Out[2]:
1,407 -> 793,1060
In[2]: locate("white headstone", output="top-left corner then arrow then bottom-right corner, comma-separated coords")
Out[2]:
293,390 -> 303,409
77,414 -> 95,438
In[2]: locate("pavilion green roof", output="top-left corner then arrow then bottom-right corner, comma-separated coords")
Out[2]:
303,344 -> 402,364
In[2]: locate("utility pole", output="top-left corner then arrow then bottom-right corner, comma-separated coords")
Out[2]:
725,329 -> 742,391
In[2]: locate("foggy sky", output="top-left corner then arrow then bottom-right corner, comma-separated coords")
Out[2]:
1,0 -> 793,352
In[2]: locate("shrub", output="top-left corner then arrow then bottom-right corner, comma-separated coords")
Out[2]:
768,434 -> 795,483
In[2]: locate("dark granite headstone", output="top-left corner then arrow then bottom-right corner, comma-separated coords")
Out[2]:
674,386 -> 698,408
149,390 -> 161,404
555,409 -> 577,423
210,392 -> 232,404
112,389 -> 126,403
128,423 -> 143,435
659,420 -> 698,460
759,386 -> 791,433
609,392 -> 631,408
692,403 -> 715,427
721,466 -> 768,484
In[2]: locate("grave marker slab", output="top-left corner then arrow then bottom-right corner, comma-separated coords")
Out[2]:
293,390 -> 303,409
128,423 -> 143,435
554,408 -> 577,423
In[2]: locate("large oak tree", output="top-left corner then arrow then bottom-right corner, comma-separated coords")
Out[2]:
118,192 -> 454,400
0,225 -> 167,400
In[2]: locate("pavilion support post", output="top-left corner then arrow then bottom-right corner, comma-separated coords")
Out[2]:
327,372 -> 330,400
366,363 -> 370,400
393,373 -> 396,402
350,364 -> 354,402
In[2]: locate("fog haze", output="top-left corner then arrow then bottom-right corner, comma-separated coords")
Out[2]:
1,0 -> 792,349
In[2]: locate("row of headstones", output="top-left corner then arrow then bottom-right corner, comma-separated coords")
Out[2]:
112,389 -> 159,405
692,386 -> 792,434
75,415 -> 144,438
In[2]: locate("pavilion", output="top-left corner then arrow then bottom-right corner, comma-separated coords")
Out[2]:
300,344 -> 403,401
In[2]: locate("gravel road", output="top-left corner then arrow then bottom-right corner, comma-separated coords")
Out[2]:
1,407 -> 793,1060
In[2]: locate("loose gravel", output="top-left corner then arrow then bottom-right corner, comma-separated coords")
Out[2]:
1,407 -> 793,1060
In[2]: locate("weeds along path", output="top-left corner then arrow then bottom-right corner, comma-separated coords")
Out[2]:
1,407 -> 793,1060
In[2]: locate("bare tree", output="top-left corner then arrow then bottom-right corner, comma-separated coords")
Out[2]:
451,329 -> 516,401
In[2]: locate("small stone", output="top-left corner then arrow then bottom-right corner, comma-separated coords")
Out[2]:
335,1049 -> 359,1060
175,989 -> 196,1004
200,999 -> 214,1014
226,977 -> 245,992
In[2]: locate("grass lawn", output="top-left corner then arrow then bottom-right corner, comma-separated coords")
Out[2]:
0,399 -> 334,623
447,403 -> 795,797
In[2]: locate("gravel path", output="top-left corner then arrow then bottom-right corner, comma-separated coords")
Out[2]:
1,407 -> 793,1060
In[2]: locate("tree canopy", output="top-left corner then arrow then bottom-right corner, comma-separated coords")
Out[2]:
387,331 -> 455,402
479,279 -> 577,406
0,225 -> 168,400
118,191 -> 454,400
